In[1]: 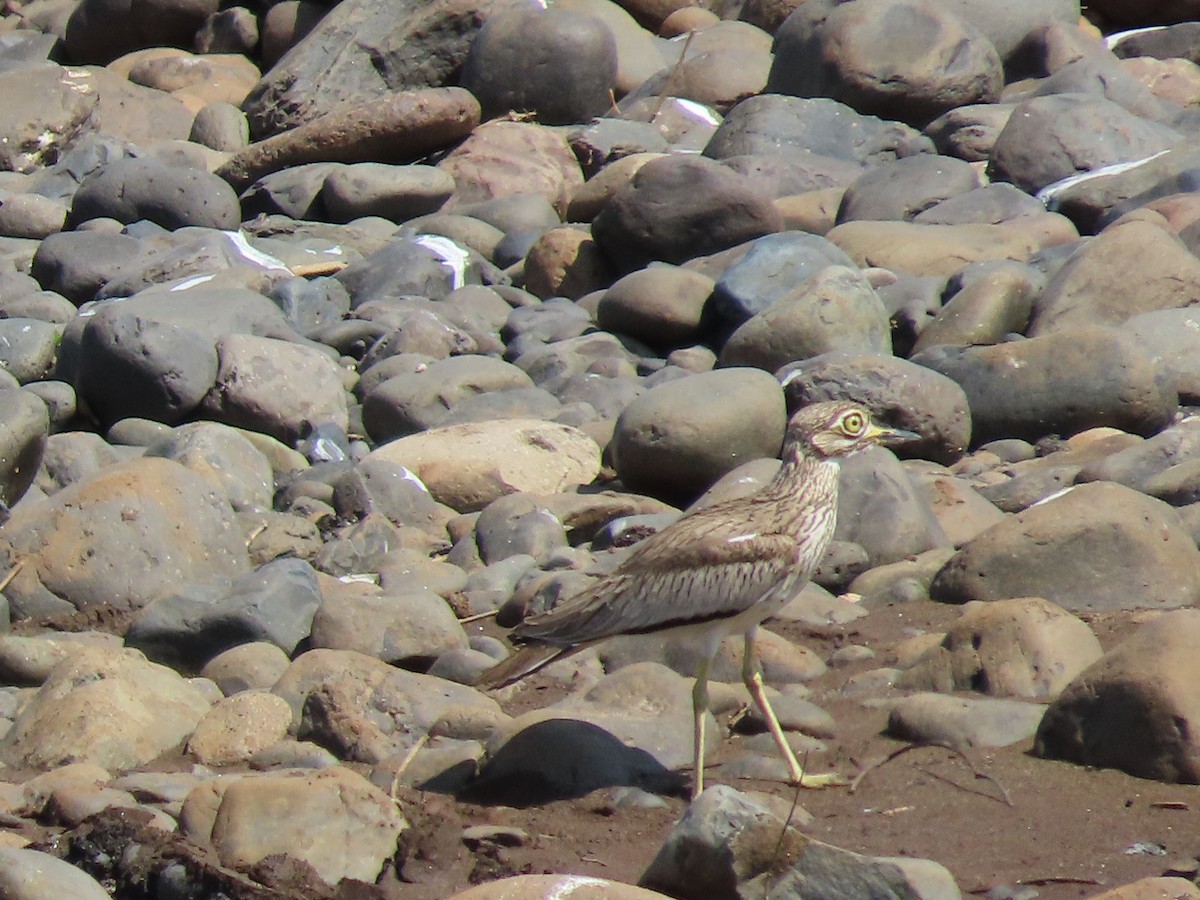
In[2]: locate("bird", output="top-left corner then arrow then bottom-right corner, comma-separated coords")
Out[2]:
476,401 -> 916,799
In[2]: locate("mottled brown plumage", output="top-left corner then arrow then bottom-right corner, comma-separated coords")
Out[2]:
478,401 -> 915,798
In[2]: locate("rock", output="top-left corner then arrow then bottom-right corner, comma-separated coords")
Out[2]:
320,163 -> 456,224
190,101 -> 250,152
909,469 -> 1007,547
910,262 -> 1038,353
448,874 -> 674,899
592,155 -> 782,274
65,0 -> 219,64
886,693 -> 1047,749
931,482 -> 1200,612
461,6 -> 617,125
911,327 -> 1176,444
989,93 -> 1181,195
781,351 -> 971,465
366,418 -> 601,512
72,288 -> 298,427
0,847 -> 111,899
438,120 -> 583,217
835,448 -> 947,567
522,226 -> 615,301
897,597 -> 1102,699
705,93 -> 933,165
200,334 -> 349,444
218,87 -> 481,191
194,766 -> 407,885
0,66 -> 98,174
595,266 -> 715,349
767,0 -> 1003,125
0,320 -> 57,385
1042,143 -> 1200,234
467,663 -> 696,804
0,389 -> 47,516
201,641 -> 292,695
283,652 -> 503,763
837,154 -> 980,223
308,582 -> 468,665
187,691 -> 294,766
0,457 -> 250,619
710,231 -> 856,325
145,422 -> 274,514
1089,878 -> 1200,900
826,220 -> 1038,278
125,557 -> 323,672
611,367 -> 786,502
243,0 -> 513,137
601,626 -> 826,686
640,785 -> 959,898
1128,308 -> 1200,403
0,646 -> 212,770
67,156 -> 240,231
718,265 -> 892,371
1028,219 -> 1200,334
30,231 -> 144,304
1036,609 -> 1200,783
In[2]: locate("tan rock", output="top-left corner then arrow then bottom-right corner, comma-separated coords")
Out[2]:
187,691 -> 293,766
208,766 -> 407,885
897,597 -> 1102,699
0,457 -> 250,617
0,647 -> 213,770
1090,876 -> 1200,900
366,418 -> 601,512
826,220 -> 1037,278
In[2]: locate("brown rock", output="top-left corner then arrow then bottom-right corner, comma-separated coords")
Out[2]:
1028,219 -> 1200,335
217,88 -> 481,191
1036,610 -> 1200,783
207,767 -> 407,884
825,220 -> 1037,278
522,226 -> 616,300
931,482 -> 1200,613
896,597 -> 1102,699
439,120 -> 584,217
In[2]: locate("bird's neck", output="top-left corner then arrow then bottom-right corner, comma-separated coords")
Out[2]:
762,450 -> 839,503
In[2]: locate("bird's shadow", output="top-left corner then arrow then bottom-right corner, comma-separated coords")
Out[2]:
425,718 -> 687,807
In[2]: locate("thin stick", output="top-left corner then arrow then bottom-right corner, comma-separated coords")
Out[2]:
849,742 -> 1013,807
0,559 -> 23,592
458,609 -> 499,625
245,524 -> 267,547
388,732 -> 430,803
649,30 -> 695,122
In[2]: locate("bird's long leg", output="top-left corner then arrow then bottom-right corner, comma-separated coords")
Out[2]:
742,628 -> 847,788
692,653 -> 710,801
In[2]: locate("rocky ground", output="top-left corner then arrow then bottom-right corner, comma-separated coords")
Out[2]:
5,0 -> 1200,898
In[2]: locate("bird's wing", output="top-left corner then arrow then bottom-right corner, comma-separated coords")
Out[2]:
514,522 -> 797,646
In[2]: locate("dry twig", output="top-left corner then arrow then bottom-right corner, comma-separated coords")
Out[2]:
849,741 -> 1013,807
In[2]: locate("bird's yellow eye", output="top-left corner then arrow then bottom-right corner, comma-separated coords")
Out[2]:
840,410 -> 865,435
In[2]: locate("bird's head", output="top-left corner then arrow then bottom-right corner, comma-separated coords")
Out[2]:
783,401 -> 917,462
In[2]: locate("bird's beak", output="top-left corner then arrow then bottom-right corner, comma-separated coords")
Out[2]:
869,422 -> 920,447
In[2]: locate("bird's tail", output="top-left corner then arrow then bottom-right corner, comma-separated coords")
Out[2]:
475,643 -> 583,690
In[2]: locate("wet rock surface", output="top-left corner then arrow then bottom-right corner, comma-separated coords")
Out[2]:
0,1 -> 1199,898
